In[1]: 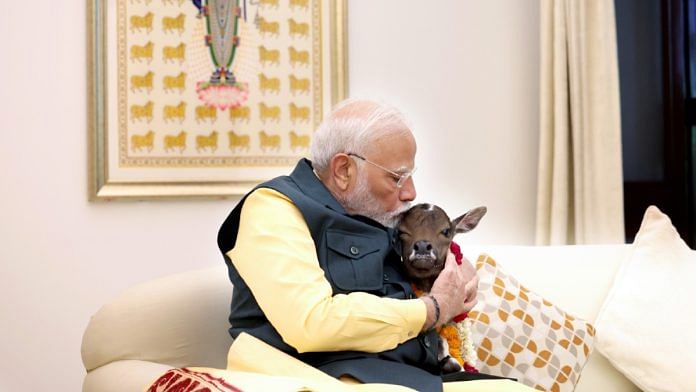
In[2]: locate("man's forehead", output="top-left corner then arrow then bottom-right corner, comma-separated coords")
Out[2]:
368,133 -> 416,163
370,129 -> 415,148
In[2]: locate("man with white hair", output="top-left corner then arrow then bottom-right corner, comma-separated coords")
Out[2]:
217,99 -> 530,391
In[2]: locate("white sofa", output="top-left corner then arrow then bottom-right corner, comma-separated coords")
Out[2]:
81,244 -> 641,392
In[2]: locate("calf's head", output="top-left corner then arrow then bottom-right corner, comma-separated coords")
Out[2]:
397,203 -> 487,291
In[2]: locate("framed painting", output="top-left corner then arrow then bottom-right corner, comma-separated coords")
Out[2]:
88,0 -> 347,200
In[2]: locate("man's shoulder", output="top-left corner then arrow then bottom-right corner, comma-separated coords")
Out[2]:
245,186 -> 294,206
218,181 -> 304,254
253,173 -> 316,205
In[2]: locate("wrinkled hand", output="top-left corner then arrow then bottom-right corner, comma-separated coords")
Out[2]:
429,250 -> 479,325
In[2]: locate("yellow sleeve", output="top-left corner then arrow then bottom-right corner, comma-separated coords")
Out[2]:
227,187 -> 426,353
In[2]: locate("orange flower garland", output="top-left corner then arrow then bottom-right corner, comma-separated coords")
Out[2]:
412,241 -> 478,373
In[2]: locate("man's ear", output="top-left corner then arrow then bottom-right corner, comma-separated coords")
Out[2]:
329,153 -> 354,191
452,206 -> 487,233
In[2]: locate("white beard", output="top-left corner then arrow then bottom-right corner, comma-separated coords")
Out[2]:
337,171 -> 411,228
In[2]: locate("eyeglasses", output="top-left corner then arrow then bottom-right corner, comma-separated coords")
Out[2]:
347,153 -> 417,188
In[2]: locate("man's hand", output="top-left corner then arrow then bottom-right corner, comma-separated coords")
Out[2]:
422,250 -> 478,330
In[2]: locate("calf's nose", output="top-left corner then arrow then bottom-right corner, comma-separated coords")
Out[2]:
413,240 -> 433,254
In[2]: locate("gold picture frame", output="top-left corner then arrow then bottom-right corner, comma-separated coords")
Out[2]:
88,0 -> 347,200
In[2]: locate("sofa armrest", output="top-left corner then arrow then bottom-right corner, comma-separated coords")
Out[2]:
81,266 -> 233,372
83,360 -> 172,392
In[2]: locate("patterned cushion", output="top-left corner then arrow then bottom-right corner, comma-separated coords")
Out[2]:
147,368 -> 242,392
468,254 -> 595,392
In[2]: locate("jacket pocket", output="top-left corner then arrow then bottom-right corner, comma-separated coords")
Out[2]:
325,229 -> 385,292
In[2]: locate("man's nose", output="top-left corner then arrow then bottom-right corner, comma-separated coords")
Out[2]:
399,176 -> 416,202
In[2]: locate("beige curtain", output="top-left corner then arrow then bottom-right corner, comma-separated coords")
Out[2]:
536,0 -> 625,245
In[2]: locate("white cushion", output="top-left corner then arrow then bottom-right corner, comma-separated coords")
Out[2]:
595,206 -> 696,392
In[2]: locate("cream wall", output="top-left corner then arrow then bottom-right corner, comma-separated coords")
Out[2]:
349,1 -> 540,245
0,0 -> 539,390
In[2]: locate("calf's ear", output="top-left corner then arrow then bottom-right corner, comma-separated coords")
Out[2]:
452,206 -> 487,233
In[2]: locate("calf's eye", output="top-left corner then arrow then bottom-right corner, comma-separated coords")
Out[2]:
441,228 -> 451,237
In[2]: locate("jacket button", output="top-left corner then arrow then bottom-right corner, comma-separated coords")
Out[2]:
383,274 -> 389,281
424,338 -> 431,348
349,246 -> 359,255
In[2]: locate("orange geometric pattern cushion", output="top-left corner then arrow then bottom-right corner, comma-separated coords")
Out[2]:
468,254 -> 595,392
